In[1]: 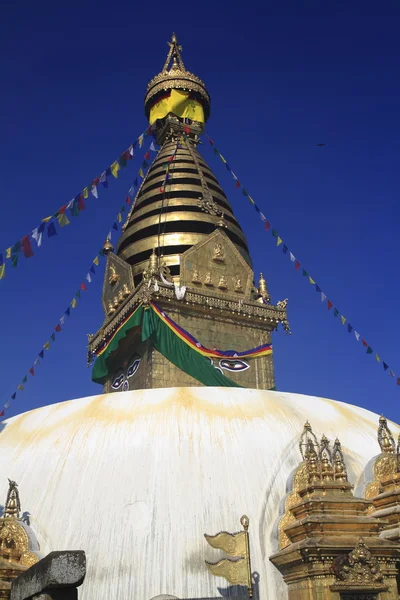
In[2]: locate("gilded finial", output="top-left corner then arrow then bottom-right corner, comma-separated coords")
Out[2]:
164,33 -> 185,73
332,438 -> 348,482
4,479 -> 21,519
103,238 -> 114,254
319,434 -> 334,482
299,420 -> 319,459
257,273 -> 270,303
378,415 -> 395,454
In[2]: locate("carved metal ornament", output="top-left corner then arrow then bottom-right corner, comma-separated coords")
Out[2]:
332,539 -> 383,586
377,415 -> 395,454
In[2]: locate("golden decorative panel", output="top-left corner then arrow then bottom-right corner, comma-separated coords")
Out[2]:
278,461 -> 308,549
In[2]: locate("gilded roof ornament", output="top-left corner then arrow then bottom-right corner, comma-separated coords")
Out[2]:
4,479 -> 21,519
319,434 -> 334,482
332,438 -> 348,482
144,33 -> 210,122
103,238 -> 114,255
299,421 -> 319,459
378,415 -> 395,454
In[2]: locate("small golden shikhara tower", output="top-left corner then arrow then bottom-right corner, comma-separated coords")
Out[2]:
88,34 -> 289,391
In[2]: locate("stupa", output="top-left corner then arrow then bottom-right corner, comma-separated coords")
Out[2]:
0,34 -> 400,600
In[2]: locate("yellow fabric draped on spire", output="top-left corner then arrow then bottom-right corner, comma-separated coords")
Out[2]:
149,90 -> 204,125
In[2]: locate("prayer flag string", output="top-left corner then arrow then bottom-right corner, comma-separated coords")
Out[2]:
0,125 -> 157,282
205,132 -> 399,388
0,142 -> 156,419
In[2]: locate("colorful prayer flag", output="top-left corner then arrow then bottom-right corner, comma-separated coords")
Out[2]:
327,300 -> 333,310
341,315 -> 346,325
0,264 -> 5,280
309,276 -> 315,284
21,235 -> 34,258
111,161 -> 120,179
277,236 -> 283,246
71,298 -> 77,308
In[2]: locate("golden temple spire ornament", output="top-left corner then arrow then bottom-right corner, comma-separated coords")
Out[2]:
163,33 -> 185,73
332,438 -> 348,482
319,434 -> 334,482
205,515 -> 253,597
4,479 -> 21,519
378,415 -> 395,454
299,420 -> 319,459
103,238 -> 114,255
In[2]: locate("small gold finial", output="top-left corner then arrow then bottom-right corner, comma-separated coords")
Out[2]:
299,421 -> 319,459
216,212 -> 227,229
332,438 -> 348,482
4,479 -> 21,519
103,238 -> 114,254
164,33 -> 185,73
378,415 -> 395,454
148,249 -> 159,275
257,273 -> 270,304
304,439 -> 321,483
319,434 -> 334,482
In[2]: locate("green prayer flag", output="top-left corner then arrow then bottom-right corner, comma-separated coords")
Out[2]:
334,308 -> 339,317
272,229 -> 278,238
22,375 -> 27,384
11,254 -> 18,268
302,269 -> 308,277
76,290 -> 81,299
366,346 -> 373,354
51,332 -> 56,342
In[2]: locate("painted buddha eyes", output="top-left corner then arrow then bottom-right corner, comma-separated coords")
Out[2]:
219,359 -> 249,372
208,357 -> 250,373
111,355 -> 141,390
111,370 -> 125,390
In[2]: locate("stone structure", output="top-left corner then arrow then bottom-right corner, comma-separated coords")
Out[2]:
88,34 -> 289,392
11,551 -> 86,600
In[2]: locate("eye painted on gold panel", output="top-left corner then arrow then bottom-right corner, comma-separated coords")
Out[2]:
219,359 -> 250,372
111,369 -> 125,390
127,355 -> 141,378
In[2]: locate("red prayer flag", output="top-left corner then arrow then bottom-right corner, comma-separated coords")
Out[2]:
81,282 -> 87,291
397,378 -> 400,386
144,151 -> 150,161
54,324 -> 62,332
0,409 -> 4,417
362,339 -> 368,347
29,367 -> 34,376
125,196 -> 131,204
295,261 -> 300,270
265,220 -> 271,231
92,176 -> 100,187
327,300 -> 333,310
59,205 -> 67,214
208,137 -> 214,146
78,195 -> 85,211
235,180 -> 241,189
21,235 -> 34,258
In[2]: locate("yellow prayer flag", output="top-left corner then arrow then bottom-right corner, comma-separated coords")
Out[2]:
43,342 -> 50,350
0,264 -> 5,280
376,354 -> 381,362
206,558 -> 249,587
71,298 -> 77,308
138,134 -> 144,148
83,187 -> 89,199
117,213 -> 122,223
248,196 -> 255,205
17,384 -> 24,391
93,256 -> 100,266
204,531 -> 246,557
308,276 -> 316,284
42,216 -> 53,222
277,236 -> 283,246
111,161 -> 120,179
341,315 -> 346,325
220,154 -> 227,163
57,213 -> 70,227
139,168 -> 144,178
6,248 -> 11,259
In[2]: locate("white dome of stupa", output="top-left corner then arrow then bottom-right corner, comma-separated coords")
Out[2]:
0,387 -> 396,600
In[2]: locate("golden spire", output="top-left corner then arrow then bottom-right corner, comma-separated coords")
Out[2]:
378,415 -> 395,454
332,438 -> 348,482
299,420 -> 319,459
256,273 -> 270,304
103,238 -> 114,255
319,434 -> 334,482
163,33 -> 185,73
3,479 -> 21,519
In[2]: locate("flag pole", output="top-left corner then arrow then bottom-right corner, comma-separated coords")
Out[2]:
241,515 -> 253,598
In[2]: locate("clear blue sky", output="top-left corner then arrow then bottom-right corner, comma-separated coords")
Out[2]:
1,1 -> 399,422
